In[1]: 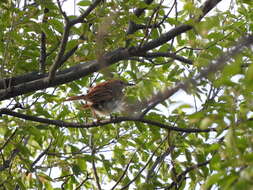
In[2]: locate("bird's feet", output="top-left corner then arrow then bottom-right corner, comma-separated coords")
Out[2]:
110,114 -> 118,121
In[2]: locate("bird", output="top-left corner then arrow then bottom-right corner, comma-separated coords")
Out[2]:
65,79 -> 134,118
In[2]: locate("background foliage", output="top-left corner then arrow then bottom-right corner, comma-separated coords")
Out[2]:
0,0 -> 253,189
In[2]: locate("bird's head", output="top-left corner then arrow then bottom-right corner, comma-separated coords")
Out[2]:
110,79 -> 135,89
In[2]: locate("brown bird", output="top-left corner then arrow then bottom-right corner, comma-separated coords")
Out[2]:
65,79 -> 134,118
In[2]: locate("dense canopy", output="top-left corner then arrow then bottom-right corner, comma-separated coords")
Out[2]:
0,0 -> 253,189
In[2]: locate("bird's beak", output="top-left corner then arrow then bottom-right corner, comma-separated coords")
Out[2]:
126,82 -> 135,86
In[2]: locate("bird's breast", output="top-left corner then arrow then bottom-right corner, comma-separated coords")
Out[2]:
92,99 -> 123,116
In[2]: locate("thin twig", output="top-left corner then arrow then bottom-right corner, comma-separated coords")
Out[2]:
139,0 -> 163,47
47,21 -> 71,82
29,139 -> 53,172
126,0 -> 154,47
91,137 -> 102,190
71,0 -> 103,25
56,0 -> 68,21
165,160 -> 210,190
111,150 -> 138,190
39,8 -> 49,74
140,52 -> 193,65
75,172 -> 91,190
146,146 -> 174,182
0,135 -> 30,171
0,129 -> 18,152
133,0 -> 222,53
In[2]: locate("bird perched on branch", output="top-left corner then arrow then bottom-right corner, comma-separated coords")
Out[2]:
65,79 -> 134,118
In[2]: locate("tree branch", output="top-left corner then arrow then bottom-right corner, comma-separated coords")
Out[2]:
75,172 -> 91,190
0,108 -> 215,133
47,0 -> 103,82
56,0 -> 68,21
146,146 -> 174,182
126,0 -> 154,47
132,0 -> 222,53
120,136 -> 167,190
111,151 -> 137,190
165,160 -> 210,190
91,139 -> 102,190
131,1 -> 175,33
0,0 -> 223,100
29,139 -> 52,172
0,48 -> 130,100
61,44 -> 79,63
0,129 -> 18,152
71,0 -> 103,25
47,21 -> 71,82
138,35 -> 253,117
126,0 -> 154,35
0,136 -> 30,172
39,8 -> 49,74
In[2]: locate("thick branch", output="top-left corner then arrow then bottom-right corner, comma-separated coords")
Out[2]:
2,33 -> 251,131
0,48 -> 130,100
0,44 -> 79,91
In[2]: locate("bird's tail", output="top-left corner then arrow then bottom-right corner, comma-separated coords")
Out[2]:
65,95 -> 86,101
81,104 -> 90,109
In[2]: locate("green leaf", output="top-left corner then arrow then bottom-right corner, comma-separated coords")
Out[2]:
48,19 -> 64,33
72,164 -> 82,176
16,144 -> 31,156
185,149 -> 192,162
78,0 -> 91,6
37,172 -> 53,182
35,104 -> 51,118
203,173 -> 223,189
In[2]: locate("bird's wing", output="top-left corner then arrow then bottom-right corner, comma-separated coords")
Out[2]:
65,81 -> 114,103
86,86 -> 114,104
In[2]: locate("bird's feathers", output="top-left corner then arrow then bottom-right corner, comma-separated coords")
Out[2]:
65,95 -> 86,101
65,79 -> 131,116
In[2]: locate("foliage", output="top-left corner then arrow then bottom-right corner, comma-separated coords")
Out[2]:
0,0 -> 253,189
